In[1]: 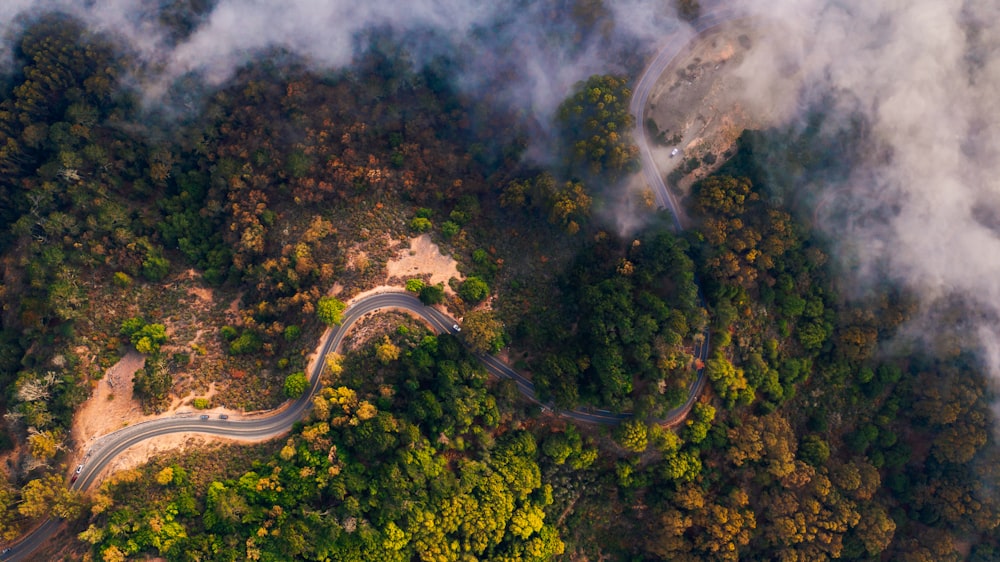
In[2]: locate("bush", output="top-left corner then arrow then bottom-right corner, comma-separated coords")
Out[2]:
410,217 -> 432,233
284,371 -> 309,398
283,325 -> 301,342
458,276 -> 489,303
220,325 -> 239,341
112,272 -> 132,287
419,284 -> 445,305
405,279 -> 426,293
192,398 -> 210,409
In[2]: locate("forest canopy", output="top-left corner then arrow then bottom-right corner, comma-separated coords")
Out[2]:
0,8 -> 997,562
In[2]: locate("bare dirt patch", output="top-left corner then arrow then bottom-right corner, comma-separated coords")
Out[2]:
71,351 -> 244,470
645,18 -> 793,192
71,350 -> 148,452
386,234 -> 463,293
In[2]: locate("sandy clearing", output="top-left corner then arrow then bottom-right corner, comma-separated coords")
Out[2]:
71,351 -> 244,472
385,234 -> 462,293
71,350 -> 148,451
646,19 -> 788,191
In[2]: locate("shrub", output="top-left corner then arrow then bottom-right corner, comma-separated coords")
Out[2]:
419,284 -> 445,305
283,325 -> 301,342
405,278 -> 426,293
192,398 -> 210,409
458,276 -> 489,303
284,371 -> 309,398
410,217 -> 432,233
112,272 -> 132,287
229,331 -> 262,355
220,325 -> 239,341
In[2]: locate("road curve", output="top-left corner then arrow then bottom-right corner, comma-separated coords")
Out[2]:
3,6 -> 744,559
629,4 -> 748,230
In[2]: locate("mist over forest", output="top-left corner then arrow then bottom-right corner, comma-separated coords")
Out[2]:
1,0 -> 1000,560
2,0 -> 997,366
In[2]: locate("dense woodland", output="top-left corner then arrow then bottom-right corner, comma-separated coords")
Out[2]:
0,4 -> 997,562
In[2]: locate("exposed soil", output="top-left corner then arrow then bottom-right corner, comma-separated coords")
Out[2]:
70,350 -> 148,454
69,351 -> 246,475
645,18 -> 791,193
385,234 -> 463,294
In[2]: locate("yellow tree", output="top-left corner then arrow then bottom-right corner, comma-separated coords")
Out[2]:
376,336 -> 401,364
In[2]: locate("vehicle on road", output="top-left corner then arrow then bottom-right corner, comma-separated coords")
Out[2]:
199,414 -> 210,420
75,464 -> 83,474
219,414 -> 229,420
452,324 -> 461,332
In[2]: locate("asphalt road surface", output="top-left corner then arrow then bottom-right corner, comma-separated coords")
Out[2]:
2,4 -> 744,558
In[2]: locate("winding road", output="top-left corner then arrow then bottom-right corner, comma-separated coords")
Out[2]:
2,5 -> 744,559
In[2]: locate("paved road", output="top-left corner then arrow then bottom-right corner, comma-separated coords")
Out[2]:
3,5 -> 746,558
629,5 -> 747,230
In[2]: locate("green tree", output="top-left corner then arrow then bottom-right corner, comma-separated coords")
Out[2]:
615,419 -> 649,453
133,324 -> 168,355
410,217 -> 432,232
459,276 -> 490,303
120,318 -> 168,354
799,434 -> 831,466
676,0 -> 700,20
317,296 -> 347,326
284,371 -> 309,398
461,310 -> 505,354
283,325 -> 301,341
419,284 -> 445,305
705,352 -> 751,408
683,402 -> 716,444
228,331 -> 262,355
556,74 -> 638,176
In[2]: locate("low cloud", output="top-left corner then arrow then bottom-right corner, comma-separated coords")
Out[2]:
6,1 -> 1000,379
731,0 -> 1000,378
